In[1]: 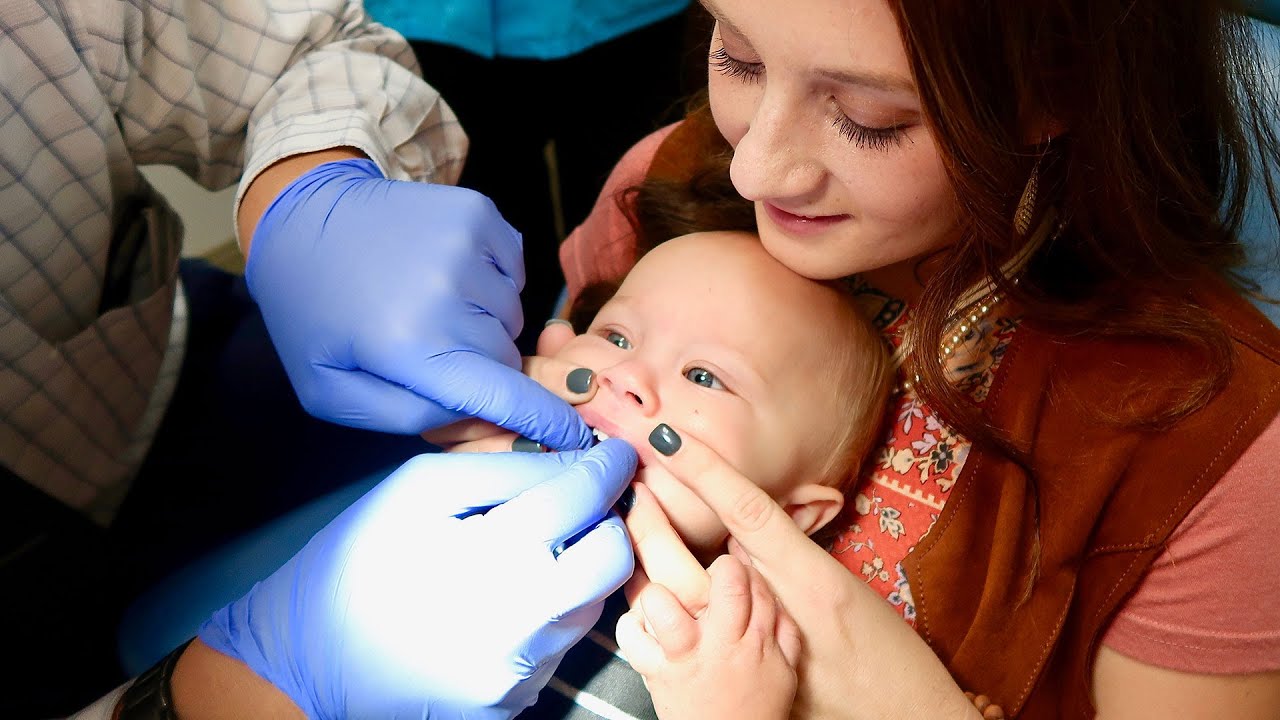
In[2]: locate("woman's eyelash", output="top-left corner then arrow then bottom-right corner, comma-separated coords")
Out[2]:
709,45 -> 763,83
832,113 -> 905,151
711,42 -> 904,152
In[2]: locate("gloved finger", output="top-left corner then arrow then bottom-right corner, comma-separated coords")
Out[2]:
615,609 -> 664,674
637,582 -> 699,659
551,513 -> 634,612
423,351 -> 595,450
522,355 -> 597,404
704,555 -> 753,641
383,449 -> 595,518
470,196 -> 526,290
461,259 -> 526,341
307,365 -> 464,434
487,439 -> 637,547
625,483 -> 710,617
423,356 -> 593,447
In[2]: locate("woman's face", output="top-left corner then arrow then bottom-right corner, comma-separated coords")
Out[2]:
704,0 -> 960,282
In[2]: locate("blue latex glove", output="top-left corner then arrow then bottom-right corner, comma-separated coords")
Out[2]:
246,158 -> 593,449
199,440 -> 638,719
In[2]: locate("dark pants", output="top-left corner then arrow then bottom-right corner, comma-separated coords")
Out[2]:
409,10 -> 697,352
0,260 -> 429,717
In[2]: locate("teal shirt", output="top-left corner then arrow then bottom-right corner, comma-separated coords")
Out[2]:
364,0 -> 690,59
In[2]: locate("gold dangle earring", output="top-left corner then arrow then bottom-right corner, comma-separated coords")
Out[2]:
1013,161 -> 1040,237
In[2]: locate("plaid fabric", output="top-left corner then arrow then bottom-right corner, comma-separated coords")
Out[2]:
0,0 -> 466,524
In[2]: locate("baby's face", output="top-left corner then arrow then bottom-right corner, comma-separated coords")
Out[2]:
553,231 -> 856,557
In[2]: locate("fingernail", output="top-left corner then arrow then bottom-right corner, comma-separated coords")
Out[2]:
545,318 -> 574,329
615,485 -> 637,517
512,436 -> 547,453
648,423 -> 681,456
566,367 -> 594,394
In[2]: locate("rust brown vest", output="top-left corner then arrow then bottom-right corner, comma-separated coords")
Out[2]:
646,115 -> 1280,718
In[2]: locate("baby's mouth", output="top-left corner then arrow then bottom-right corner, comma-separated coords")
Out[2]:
586,424 -> 649,469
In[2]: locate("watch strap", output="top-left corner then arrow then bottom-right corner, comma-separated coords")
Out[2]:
118,638 -> 193,720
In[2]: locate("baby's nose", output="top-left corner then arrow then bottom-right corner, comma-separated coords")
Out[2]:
597,362 -> 659,415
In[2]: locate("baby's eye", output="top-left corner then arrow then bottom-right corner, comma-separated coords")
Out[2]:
684,367 -> 725,390
605,331 -> 632,350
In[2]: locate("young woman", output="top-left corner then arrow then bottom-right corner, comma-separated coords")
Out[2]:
557,0 -> 1280,716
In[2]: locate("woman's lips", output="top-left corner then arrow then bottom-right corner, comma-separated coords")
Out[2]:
763,202 -> 851,237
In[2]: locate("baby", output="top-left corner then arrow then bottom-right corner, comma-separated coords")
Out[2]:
446,230 -> 890,557
442,230 -> 892,719
548,230 -> 891,558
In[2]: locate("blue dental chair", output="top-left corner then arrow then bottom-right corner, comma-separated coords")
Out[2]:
115,11 -> 1280,676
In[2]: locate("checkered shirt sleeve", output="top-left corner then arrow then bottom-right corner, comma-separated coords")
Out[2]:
70,0 -> 467,220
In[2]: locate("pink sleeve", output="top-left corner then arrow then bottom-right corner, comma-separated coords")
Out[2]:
1100,413 -> 1280,674
558,123 -> 680,306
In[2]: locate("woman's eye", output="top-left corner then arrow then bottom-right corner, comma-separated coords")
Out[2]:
605,332 -> 632,349
832,113 -> 906,151
709,45 -> 764,83
684,367 -> 725,390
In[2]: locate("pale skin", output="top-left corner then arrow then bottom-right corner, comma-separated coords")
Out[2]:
622,0 -> 1280,716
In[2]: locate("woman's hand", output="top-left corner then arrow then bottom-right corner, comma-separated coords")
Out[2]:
615,554 -> 801,720
426,321 -> 596,453
634,424 -> 981,720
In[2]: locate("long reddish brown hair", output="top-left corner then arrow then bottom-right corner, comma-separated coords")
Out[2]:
889,0 -> 1280,444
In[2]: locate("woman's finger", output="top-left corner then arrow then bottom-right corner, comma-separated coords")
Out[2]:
614,609 -> 664,674
636,582 -> 699,658
644,424 -> 835,591
624,482 -> 710,615
444,431 -> 532,454
522,355 -> 597,405
704,555 -> 753,642
774,598 -> 803,669
421,416 -> 505,446
742,562 -> 779,645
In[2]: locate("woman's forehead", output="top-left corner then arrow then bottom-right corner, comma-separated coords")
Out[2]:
703,0 -> 914,89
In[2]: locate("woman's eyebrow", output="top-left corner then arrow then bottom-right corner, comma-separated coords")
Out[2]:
817,67 -> 916,95
698,0 -> 746,43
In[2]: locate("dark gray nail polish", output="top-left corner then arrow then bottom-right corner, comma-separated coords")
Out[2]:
615,486 -> 637,517
649,423 -> 681,456
566,367 -> 594,394
512,436 -> 546,453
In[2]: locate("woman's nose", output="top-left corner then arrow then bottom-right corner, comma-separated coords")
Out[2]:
729,88 -> 824,203
597,362 -> 660,416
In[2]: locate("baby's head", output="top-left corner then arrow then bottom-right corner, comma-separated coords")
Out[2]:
547,231 -> 891,558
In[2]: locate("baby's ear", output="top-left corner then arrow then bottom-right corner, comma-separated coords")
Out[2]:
537,319 -> 576,356
780,484 -> 845,537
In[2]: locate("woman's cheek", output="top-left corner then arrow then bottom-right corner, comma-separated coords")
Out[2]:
708,77 -> 752,149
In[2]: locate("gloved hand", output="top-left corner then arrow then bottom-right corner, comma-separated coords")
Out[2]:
246,158 -> 592,449
199,440 -> 638,720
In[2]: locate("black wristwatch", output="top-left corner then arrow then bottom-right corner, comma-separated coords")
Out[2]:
117,639 -> 193,720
